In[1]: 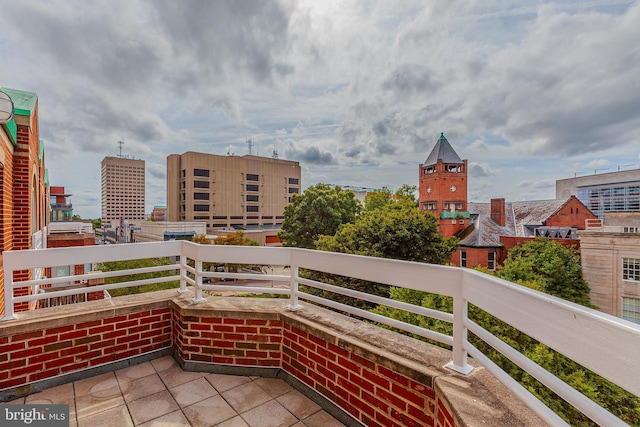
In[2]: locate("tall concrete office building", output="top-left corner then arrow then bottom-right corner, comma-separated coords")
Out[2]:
167,152 -> 301,229
101,156 -> 146,223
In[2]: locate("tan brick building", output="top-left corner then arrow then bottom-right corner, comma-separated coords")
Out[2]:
0,87 -> 49,315
101,156 -> 146,223
166,152 -> 301,229
579,212 -> 640,324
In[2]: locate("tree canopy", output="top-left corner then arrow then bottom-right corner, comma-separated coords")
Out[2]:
316,201 -> 457,264
279,183 -> 361,249
497,237 -> 593,307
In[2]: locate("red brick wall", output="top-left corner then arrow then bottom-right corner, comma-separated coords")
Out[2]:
2,304 -> 460,427
451,247 -> 503,269
544,196 -> 597,229
173,310 -> 459,426
282,323 -> 451,427
173,312 -> 282,367
500,236 -> 580,255
0,307 -> 171,390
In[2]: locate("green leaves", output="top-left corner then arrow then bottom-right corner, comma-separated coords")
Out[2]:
498,237 -> 594,307
279,184 -> 362,249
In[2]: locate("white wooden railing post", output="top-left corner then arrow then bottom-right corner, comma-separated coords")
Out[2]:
446,293 -> 474,375
193,260 -> 205,303
2,269 -> 16,320
287,264 -> 301,311
178,254 -> 188,294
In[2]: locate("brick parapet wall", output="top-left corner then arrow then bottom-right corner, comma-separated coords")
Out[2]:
0,291 -> 544,427
0,291 -> 173,393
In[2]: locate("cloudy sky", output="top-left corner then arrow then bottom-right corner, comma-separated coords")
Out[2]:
1,1 -> 639,219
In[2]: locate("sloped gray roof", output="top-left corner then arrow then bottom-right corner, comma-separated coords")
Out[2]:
459,199 -> 571,246
424,133 -> 463,166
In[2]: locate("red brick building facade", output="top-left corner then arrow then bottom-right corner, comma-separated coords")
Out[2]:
419,133 -> 470,238
0,88 -> 49,316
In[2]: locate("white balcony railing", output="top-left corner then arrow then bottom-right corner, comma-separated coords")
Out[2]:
2,241 -> 639,426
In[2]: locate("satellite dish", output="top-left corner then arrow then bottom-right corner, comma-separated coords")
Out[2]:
0,91 -> 14,124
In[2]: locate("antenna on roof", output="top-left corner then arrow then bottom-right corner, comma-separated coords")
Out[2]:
117,140 -> 124,158
594,168 -> 608,175
246,137 -> 253,155
272,143 -> 278,159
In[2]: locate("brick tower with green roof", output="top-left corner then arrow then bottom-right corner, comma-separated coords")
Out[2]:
419,133 -> 470,238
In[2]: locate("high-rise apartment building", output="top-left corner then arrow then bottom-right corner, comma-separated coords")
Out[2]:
166,152 -> 301,229
101,156 -> 145,223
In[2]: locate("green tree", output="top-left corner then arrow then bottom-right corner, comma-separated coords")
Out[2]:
92,218 -> 102,229
364,185 -> 417,212
279,183 -> 361,249
497,237 -> 593,306
317,203 -> 457,263
308,202 -> 457,308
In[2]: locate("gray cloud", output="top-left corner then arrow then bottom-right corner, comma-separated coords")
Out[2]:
2,1 -> 639,218
286,145 -> 336,165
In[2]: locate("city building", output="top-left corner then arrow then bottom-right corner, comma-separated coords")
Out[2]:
418,133 -> 470,238
0,87 -> 49,315
100,156 -> 146,224
417,133 -> 597,269
49,186 -> 73,222
452,196 -> 596,269
579,211 -> 640,324
556,169 -> 640,218
150,204 -> 167,221
166,152 -> 301,229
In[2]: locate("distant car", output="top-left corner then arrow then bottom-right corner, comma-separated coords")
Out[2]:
220,277 -> 236,282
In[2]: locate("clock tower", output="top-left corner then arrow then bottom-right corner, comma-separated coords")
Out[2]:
419,133 -> 469,237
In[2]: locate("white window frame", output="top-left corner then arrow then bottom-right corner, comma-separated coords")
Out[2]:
460,250 -> 467,268
622,258 -> 640,282
488,251 -> 496,271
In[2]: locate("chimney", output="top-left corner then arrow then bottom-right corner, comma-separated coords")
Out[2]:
491,198 -> 506,227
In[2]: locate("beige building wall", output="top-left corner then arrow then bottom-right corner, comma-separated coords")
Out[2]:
101,156 -> 145,222
580,214 -> 640,324
167,152 -> 300,229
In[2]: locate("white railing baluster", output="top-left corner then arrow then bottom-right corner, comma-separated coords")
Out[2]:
287,265 -> 301,311
193,260 -> 204,303
178,254 -> 188,294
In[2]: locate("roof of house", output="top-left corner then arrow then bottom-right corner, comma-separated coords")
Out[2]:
0,87 -> 37,116
424,133 -> 464,166
458,198 -> 572,247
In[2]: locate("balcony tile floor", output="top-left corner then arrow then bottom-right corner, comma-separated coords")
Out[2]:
7,356 -> 345,427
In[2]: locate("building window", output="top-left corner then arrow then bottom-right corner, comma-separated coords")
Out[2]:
246,206 -> 259,213
622,258 -> 640,281
246,195 -> 259,202
288,187 -> 299,194
422,202 -> 436,210
193,215 -> 209,220
488,252 -> 496,271
194,168 -> 209,177
194,181 -> 210,189
288,178 -> 299,185
194,204 -> 210,212
460,250 -> 467,268
247,173 -> 259,181
623,226 -> 638,233
194,192 -> 209,200
246,184 -> 259,192
622,297 -> 640,325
